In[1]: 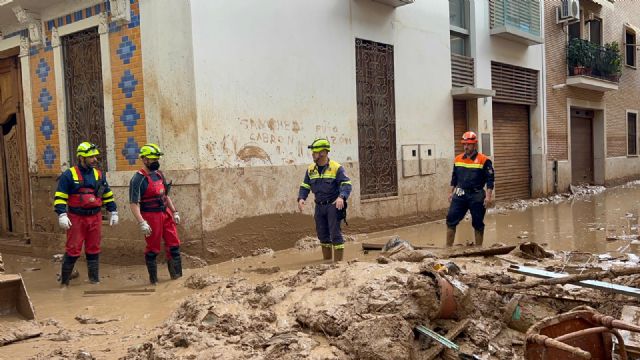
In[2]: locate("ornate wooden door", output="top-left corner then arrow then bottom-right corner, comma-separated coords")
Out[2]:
355,39 -> 398,200
0,56 -> 31,236
62,27 -> 107,169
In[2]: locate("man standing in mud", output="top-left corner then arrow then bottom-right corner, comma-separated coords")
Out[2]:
129,144 -> 182,285
446,131 -> 494,247
54,142 -> 119,286
298,138 -> 352,262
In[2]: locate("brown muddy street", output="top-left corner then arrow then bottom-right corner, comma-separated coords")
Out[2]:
1,183 -> 640,359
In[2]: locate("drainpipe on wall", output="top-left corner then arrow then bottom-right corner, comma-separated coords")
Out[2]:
552,159 -> 558,194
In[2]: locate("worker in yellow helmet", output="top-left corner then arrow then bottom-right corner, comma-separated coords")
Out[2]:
298,138 -> 352,261
128,144 -> 182,285
53,142 -> 118,286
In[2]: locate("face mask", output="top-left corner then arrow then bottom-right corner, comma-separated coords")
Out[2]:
148,161 -> 160,171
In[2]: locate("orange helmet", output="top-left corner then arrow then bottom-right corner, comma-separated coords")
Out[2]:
461,131 -> 478,144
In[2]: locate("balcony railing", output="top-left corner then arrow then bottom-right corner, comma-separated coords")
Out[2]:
567,39 -> 621,83
490,0 -> 542,45
451,53 -> 474,87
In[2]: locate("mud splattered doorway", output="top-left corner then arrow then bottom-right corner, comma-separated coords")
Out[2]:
0,55 -> 32,241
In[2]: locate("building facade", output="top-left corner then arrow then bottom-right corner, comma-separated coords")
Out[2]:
0,0 -> 636,262
543,0 -> 640,191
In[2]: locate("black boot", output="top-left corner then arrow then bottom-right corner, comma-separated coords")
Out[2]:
168,246 -> 182,280
60,253 -> 78,286
145,252 -> 158,285
86,253 -> 100,284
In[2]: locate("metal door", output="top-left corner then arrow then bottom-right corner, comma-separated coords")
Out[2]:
62,27 -> 107,169
493,102 -> 531,200
355,39 -> 398,199
571,110 -> 594,184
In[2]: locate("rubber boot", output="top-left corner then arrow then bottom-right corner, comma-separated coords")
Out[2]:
474,229 -> 484,247
333,248 -> 344,262
446,227 -> 456,247
321,246 -> 332,261
168,246 -> 182,279
145,252 -> 158,285
86,253 -> 100,284
60,253 -> 78,286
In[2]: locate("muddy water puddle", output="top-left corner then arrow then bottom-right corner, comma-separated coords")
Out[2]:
360,184 -> 640,255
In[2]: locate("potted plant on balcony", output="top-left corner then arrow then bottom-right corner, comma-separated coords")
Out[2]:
602,41 -> 622,81
568,38 -> 593,76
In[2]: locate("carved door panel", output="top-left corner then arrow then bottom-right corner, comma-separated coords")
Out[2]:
62,27 -> 107,169
0,56 -> 30,236
4,122 -> 25,233
355,39 -> 398,200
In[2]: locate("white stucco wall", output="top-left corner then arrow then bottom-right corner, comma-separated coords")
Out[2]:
190,0 -> 453,169
470,0 -> 547,195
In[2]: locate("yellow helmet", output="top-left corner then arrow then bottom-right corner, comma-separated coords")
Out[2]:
76,142 -> 100,157
139,143 -> 163,159
308,138 -> 331,153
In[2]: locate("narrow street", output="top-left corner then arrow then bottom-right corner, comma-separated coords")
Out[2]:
1,183 -> 640,359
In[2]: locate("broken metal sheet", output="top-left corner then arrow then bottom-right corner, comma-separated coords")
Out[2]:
415,325 -> 460,351
508,265 -> 640,299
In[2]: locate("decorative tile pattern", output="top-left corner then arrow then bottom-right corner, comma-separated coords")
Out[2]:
122,137 -> 140,165
38,88 -> 52,111
43,145 -> 56,169
116,36 -> 136,64
120,104 -> 140,131
35,58 -> 50,82
118,70 -> 138,98
40,116 -> 54,140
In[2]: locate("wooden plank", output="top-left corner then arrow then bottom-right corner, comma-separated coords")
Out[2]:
507,265 -> 640,299
444,245 -> 516,258
84,288 -> 156,295
361,243 -> 436,251
422,319 -> 470,360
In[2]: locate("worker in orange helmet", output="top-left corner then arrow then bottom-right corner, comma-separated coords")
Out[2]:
446,131 -> 494,247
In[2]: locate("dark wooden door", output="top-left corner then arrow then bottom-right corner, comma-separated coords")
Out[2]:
355,39 -> 398,200
571,112 -> 594,184
493,102 -> 531,200
453,100 -> 467,155
0,56 -> 30,236
62,27 -> 107,169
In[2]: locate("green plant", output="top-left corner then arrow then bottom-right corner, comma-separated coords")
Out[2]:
602,41 -> 622,76
567,38 -> 594,68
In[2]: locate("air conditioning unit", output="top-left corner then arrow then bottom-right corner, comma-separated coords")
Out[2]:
557,0 -> 580,23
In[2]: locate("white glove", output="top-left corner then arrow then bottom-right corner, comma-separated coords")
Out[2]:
109,211 -> 119,226
58,213 -> 72,230
139,220 -> 152,236
173,211 -> 181,225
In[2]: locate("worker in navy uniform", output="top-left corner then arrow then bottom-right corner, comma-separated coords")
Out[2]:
297,138 -> 352,261
446,131 -> 494,247
54,142 -> 118,286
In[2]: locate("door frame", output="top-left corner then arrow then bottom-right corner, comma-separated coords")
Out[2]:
567,99 -> 606,185
0,52 -> 33,238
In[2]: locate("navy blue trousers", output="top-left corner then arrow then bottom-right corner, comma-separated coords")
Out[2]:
315,203 -> 344,246
446,189 -> 486,231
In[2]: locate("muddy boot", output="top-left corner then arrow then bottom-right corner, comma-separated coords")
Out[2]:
60,253 -> 78,286
474,229 -> 484,247
321,246 -> 332,261
333,248 -> 344,262
168,246 -> 182,279
446,227 -> 456,247
145,252 -> 158,285
86,253 -> 100,284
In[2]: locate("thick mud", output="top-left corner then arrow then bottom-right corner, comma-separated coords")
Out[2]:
2,184 -> 640,359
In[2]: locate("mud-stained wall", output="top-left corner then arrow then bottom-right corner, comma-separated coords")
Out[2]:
190,0 -> 455,233
139,0 -> 199,170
